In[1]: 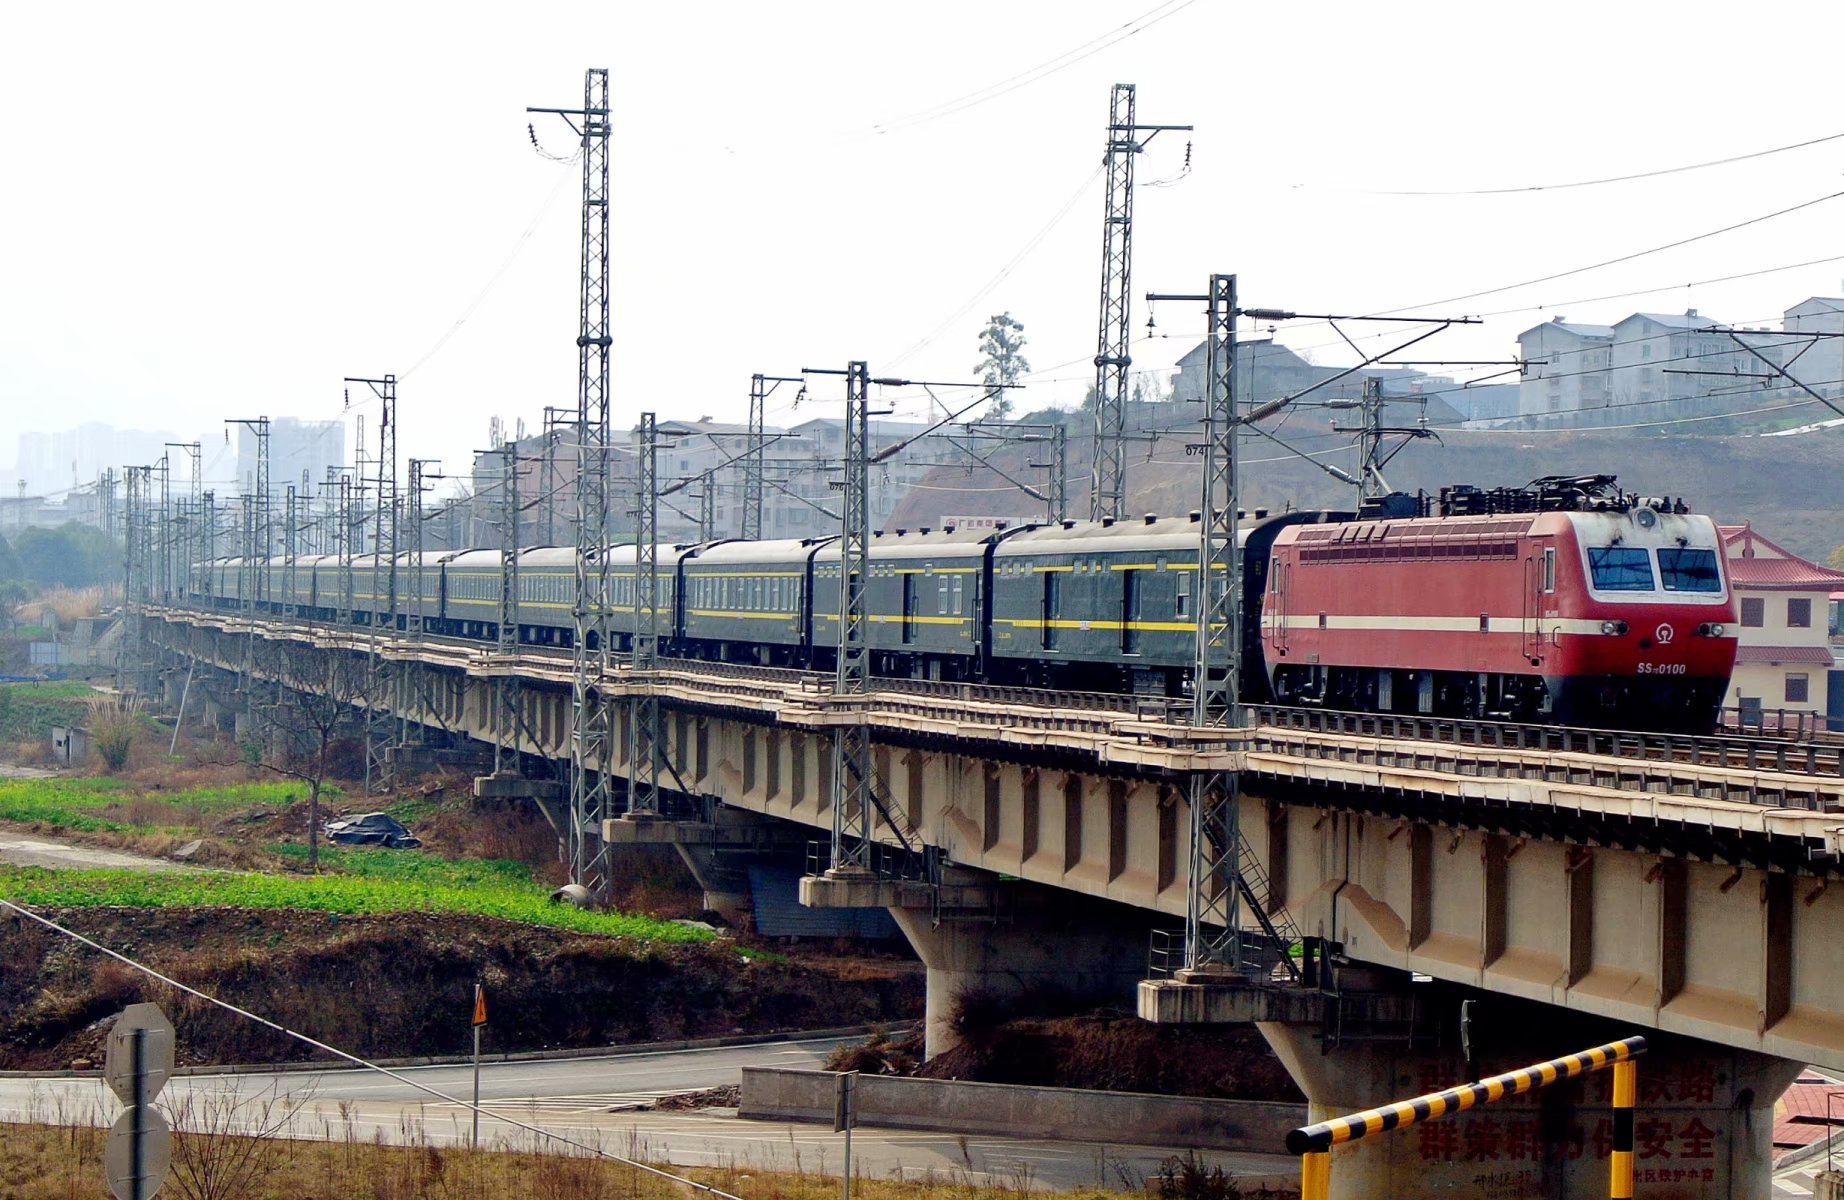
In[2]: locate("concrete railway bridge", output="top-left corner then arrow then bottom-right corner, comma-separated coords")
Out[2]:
137,605 -> 1844,1198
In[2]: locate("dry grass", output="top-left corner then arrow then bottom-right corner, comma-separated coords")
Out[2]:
82,695 -> 140,771
0,1118 -> 1152,1200
11,585 -> 109,628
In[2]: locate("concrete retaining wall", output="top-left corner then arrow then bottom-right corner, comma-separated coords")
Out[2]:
740,1067 -> 1303,1153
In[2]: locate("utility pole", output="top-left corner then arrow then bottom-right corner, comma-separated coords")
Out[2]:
806,363 -> 876,872
541,407 -> 573,546
695,470 -> 716,542
1143,274 -> 1248,973
283,485 -> 297,616
165,443 -> 199,600
345,376 -> 399,628
744,374 -> 801,540
225,419 -> 271,609
154,452 -> 172,603
1089,84 -> 1190,522
531,68 -> 614,896
625,412 -> 662,820
99,468 -> 117,543
494,444 -> 521,776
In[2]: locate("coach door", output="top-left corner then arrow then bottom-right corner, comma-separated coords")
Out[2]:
1522,541 -> 1556,664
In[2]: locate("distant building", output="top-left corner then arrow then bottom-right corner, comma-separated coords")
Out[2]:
238,418 -> 346,497
13,422 -> 178,495
1516,308 -> 1795,424
1781,297 -> 1844,405
1516,319 -> 1614,415
1719,522 -> 1844,730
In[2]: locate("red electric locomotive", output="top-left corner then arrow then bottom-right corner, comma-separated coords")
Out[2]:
1259,477 -> 1737,732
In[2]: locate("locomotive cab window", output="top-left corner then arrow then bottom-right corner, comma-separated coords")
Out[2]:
1586,546 -> 1654,591
1541,547 -> 1556,593
1657,548 -> 1722,593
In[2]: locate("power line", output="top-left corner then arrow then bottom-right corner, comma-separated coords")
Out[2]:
1341,129 -> 1844,197
851,0 -> 1199,136
1369,188 -> 1844,318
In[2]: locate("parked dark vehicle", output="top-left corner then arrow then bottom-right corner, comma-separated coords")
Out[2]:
324,812 -> 422,849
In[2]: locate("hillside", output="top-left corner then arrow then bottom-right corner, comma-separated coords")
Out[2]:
891,426 -> 1844,561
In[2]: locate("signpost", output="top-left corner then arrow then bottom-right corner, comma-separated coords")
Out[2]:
833,1071 -> 857,1200
102,1003 -> 175,1200
471,984 -> 487,1148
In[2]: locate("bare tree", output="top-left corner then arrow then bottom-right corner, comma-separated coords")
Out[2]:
248,638 -> 383,871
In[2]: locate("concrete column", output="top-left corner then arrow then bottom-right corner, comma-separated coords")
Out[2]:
671,841 -> 751,922
1260,998 -> 1799,1200
887,885 -> 1155,1059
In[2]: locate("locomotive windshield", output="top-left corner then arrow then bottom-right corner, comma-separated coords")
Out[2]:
1656,548 -> 1722,593
1586,546 -> 1655,591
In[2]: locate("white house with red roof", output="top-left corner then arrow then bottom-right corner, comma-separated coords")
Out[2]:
1718,523 -> 1844,727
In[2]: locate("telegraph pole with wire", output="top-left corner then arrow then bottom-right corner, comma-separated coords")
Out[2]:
1143,278 -> 1481,975
624,412 -> 663,821
494,444 -> 521,776
744,374 -> 802,540
225,419 -> 271,608
809,363 -> 877,873
530,68 -> 615,896
1089,84 -> 1190,523
346,375 -> 399,793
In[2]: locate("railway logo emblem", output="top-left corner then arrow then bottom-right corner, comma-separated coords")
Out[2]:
1654,623 -> 1675,645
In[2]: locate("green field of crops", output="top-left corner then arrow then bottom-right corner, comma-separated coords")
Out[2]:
0,680 -> 99,742
0,777 -> 319,832
0,861 -> 716,941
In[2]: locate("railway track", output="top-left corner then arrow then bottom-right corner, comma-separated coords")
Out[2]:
157,607 -> 1843,779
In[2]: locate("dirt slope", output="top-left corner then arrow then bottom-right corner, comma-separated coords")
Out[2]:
0,906 -> 922,1070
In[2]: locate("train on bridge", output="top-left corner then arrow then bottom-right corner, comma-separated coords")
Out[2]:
188,476 -> 1739,733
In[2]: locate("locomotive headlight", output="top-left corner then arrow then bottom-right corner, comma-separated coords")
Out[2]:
1634,507 -> 1658,529
1697,622 -> 1727,637
1600,620 -> 1628,635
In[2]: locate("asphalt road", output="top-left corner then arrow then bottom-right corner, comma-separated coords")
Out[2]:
0,1035 -> 1295,1190
0,831 -> 193,871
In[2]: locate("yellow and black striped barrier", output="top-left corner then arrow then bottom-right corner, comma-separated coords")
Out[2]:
1286,1035 -> 1647,1200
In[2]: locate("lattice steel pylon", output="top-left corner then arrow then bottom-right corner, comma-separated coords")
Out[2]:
494,444 -> 522,775
829,362 -> 875,872
626,412 -> 662,819
1187,275 -> 1249,971
742,373 -> 801,539
744,374 -> 768,541
346,376 -> 399,792
1088,85 -> 1189,522
531,69 -> 614,894
226,418 -> 271,607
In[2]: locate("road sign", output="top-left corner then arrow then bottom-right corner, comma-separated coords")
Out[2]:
104,1004 -> 175,1105
472,984 -> 487,1027
103,1105 -> 171,1200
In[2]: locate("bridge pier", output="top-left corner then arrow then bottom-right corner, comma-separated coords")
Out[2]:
806,869 -> 1157,1058
604,807 -> 807,922
1146,970 -> 1797,1199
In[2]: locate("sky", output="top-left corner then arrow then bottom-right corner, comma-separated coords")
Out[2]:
6,0 -> 1844,498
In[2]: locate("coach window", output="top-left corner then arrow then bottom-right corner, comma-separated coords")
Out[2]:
938,576 -> 949,614
1787,673 -> 1810,704
1176,570 -> 1192,618
1788,598 -> 1812,628
952,576 -> 964,616
1741,597 -> 1764,627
